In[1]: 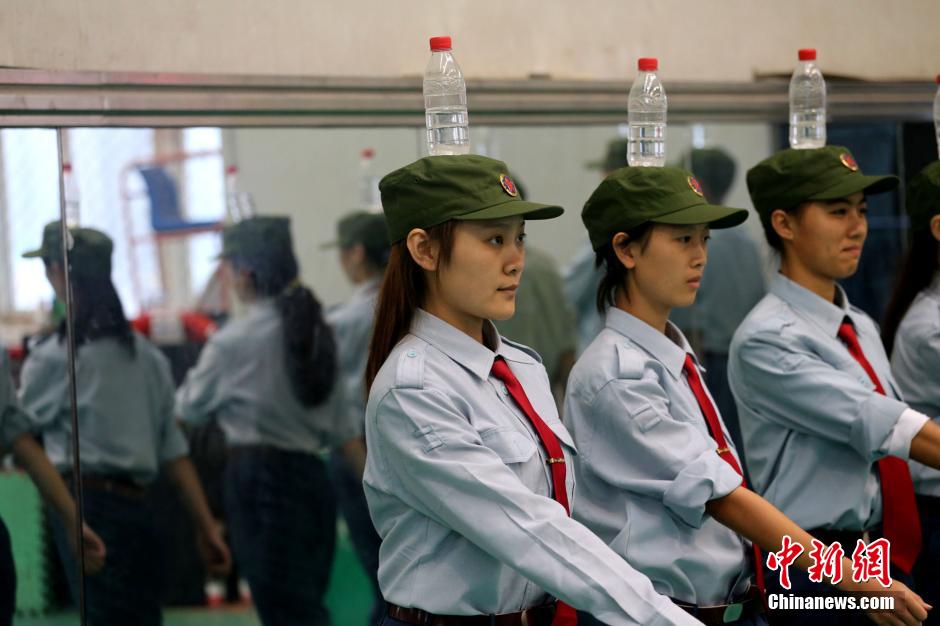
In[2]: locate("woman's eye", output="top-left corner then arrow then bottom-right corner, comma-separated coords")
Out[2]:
517,233 -> 527,244
489,236 -> 504,245
678,236 -> 692,243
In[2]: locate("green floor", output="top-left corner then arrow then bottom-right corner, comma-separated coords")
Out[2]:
15,524 -> 375,626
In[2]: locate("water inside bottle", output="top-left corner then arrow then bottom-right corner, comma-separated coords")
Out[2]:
789,109 -> 826,150
426,107 -> 470,155
627,122 -> 666,167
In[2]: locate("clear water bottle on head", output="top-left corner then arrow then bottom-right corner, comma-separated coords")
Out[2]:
789,48 -> 827,149
424,36 -> 470,156
933,74 -> 940,159
627,57 -> 667,167
62,163 -> 80,227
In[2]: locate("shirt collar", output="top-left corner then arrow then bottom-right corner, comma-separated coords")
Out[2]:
605,307 -> 693,380
769,273 -> 854,337
411,308 -> 525,381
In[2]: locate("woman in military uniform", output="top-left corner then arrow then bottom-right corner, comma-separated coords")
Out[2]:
176,216 -> 361,626
728,147 -> 940,625
884,160 -> 940,623
363,154 -> 702,626
565,165 -> 927,626
19,222 -> 230,626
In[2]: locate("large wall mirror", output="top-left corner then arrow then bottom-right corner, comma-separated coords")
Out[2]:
0,70 -> 935,625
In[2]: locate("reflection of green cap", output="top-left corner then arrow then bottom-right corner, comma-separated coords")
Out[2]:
581,166 -> 749,251
322,211 -> 388,250
746,146 -> 898,217
380,155 -> 563,243
221,216 -> 294,260
586,138 -> 630,172
22,221 -> 113,277
906,160 -> 940,232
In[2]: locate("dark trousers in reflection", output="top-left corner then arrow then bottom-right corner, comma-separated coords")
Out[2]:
913,496 -> 940,626
51,487 -> 162,626
0,517 -> 14,626
224,447 -> 335,626
328,451 -> 383,626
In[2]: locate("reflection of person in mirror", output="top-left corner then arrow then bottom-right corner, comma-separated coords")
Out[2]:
324,210 -> 388,626
567,165 -> 921,626
18,222 -> 230,626
362,155 -> 700,626
0,349 -> 106,626
176,216 -> 355,626
729,147 -> 940,625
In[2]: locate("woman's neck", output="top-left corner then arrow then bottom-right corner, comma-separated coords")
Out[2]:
779,255 -> 837,303
422,299 -> 485,344
615,285 -> 669,335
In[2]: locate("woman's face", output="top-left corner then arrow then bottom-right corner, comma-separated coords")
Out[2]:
423,217 -> 526,330
44,261 -> 66,301
622,223 -> 709,311
778,192 -> 868,281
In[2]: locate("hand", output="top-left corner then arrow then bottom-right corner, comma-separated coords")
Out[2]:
856,578 -> 930,626
196,523 -> 232,578
65,522 -> 107,574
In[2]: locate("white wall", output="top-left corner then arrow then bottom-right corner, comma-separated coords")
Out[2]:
1,0 -> 937,82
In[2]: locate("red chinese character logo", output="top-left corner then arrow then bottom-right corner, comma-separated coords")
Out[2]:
766,535 -> 805,590
807,539 -> 845,584
851,538 -> 892,588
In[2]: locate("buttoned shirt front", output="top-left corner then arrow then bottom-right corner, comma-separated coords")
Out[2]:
729,273 -> 928,530
566,307 -> 748,606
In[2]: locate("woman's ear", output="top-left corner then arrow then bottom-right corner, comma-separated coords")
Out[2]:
929,214 -> 940,244
771,207 -> 797,244
611,232 -> 637,270
405,228 -> 439,271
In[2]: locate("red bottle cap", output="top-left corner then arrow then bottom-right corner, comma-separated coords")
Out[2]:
638,57 -> 658,72
799,48 -> 817,61
361,148 -> 375,159
62,163 -> 73,173
935,74 -> 940,85
225,165 -> 238,175
430,36 -> 452,52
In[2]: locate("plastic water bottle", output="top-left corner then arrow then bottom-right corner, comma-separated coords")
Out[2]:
423,36 -> 470,156
224,165 -> 255,222
933,74 -> 940,159
627,58 -> 667,167
358,148 -> 381,210
62,163 -> 81,227
789,48 -> 827,149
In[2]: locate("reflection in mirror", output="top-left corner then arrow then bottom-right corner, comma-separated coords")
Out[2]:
0,119 -> 928,625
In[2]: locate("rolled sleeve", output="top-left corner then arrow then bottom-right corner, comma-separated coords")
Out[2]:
587,377 -> 742,529
18,346 -> 67,432
883,409 -> 931,460
371,386 -> 696,626
736,332 -> 908,461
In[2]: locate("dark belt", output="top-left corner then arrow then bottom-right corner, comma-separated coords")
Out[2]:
672,585 -> 763,626
807,526 -> 878,548
385,602 -> 555,626
64,473 -> 147,501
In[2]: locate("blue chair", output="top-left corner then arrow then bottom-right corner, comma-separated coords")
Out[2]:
137,166 -> 221,233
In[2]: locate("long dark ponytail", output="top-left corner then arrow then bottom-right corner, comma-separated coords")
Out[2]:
882,229 -> 940,355
365,221 -> 456,391
50,261 -> 134,354
231,252 -> 336,408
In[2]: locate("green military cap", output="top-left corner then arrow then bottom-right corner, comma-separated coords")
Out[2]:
220,216 -> 294,260
581,166 -> 748,251
22,221 -> 113,277
906,160 -> 940,232
322,211 -> 388,250
746,146 -> 898,217
379,155 -> 563,243
586,138 -> 630,172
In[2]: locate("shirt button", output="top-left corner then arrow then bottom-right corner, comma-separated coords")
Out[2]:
407,350 -> 417,358
499,383 -> 508,395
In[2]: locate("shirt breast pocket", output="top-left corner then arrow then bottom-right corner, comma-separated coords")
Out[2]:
481,427 -> 538,464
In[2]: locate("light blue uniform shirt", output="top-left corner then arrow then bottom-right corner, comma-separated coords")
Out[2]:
325,277 -> 380,431
729,273 -> 928,531
19,333 -> 189,485
891,272 -> 940,497
566,307 -> 748,606
176,299 -> 359,453
364,309 -> 697,625
1,351 -> 32,450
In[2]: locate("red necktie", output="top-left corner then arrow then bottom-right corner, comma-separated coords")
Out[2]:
491,357 -> 577,626
682,354 -> 767,599
837,319 -> 922,574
